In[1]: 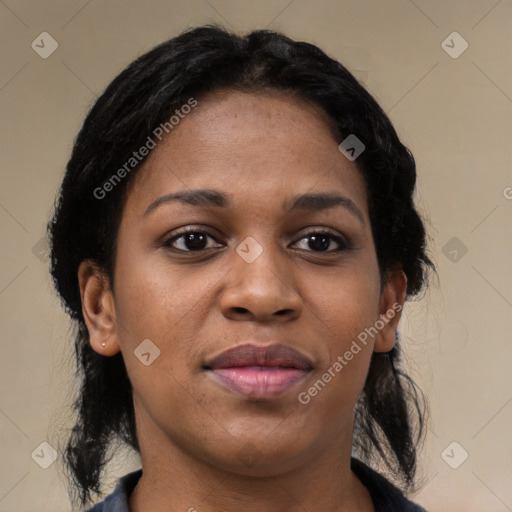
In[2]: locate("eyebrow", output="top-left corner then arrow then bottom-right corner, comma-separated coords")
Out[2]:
143,189 -> 365,225
143,190 -> 229,217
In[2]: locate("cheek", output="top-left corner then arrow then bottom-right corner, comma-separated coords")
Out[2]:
299,263 -> 380,407
113,249 -> 205,343
298,297 -> 377,428
308,262 -> 381,343
111,250 -> 228,398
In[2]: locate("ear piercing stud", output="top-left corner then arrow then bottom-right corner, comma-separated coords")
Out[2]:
101,342 -> 107,347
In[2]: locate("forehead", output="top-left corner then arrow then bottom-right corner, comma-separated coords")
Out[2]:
125,90 -> 367,215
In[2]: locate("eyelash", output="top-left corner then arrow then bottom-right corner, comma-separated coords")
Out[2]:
161,226 -> 349,254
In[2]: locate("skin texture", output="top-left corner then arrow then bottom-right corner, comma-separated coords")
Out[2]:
78,91 -> 407,512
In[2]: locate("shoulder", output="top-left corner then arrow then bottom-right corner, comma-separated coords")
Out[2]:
351,458 -> 426,512
83,469 -> 142,512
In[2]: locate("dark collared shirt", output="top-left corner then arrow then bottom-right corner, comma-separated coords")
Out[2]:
85,458 -> 426,511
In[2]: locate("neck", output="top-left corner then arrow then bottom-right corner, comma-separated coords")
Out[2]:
128,407 -> 373,512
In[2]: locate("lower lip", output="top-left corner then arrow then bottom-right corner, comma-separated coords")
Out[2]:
209,366 -> 308,399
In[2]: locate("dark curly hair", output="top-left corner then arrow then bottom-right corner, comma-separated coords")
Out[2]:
47,24 -> 433,509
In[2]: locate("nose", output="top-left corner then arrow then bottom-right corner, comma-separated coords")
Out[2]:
219,243 -> 303,323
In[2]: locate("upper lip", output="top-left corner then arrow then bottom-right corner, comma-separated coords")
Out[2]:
204,343 -> 313,370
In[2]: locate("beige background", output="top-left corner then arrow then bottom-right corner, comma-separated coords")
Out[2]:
1,1 -> 511,511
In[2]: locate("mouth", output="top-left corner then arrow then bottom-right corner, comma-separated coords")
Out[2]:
203,343 -> 313,400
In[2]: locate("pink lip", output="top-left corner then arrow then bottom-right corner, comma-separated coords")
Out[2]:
204,343 -> 312,400
211,366 -> 308,399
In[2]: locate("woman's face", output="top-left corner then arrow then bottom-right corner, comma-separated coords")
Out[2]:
81,90 -> 405,475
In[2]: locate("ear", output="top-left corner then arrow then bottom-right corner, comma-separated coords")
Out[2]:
373,269 -> 407,353
77,260 -> 121,356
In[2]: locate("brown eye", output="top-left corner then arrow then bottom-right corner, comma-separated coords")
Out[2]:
306,234 -> 331,252
292,230 -> 348,252
163,229 -> 222,252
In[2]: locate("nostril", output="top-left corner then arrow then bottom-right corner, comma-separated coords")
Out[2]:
232,307 -> 249,314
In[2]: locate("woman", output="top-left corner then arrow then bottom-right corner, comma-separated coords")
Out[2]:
48,25 -> 432,512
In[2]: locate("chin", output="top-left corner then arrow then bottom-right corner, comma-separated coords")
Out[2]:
200,432 -> 317,477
